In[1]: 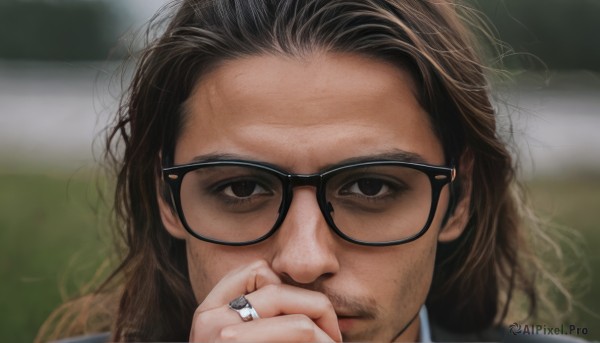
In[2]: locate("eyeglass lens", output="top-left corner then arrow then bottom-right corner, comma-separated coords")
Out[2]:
178,164 -> 432,244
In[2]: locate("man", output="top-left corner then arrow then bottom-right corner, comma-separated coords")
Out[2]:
157,51 -> 468,342
40,0 -> 583,342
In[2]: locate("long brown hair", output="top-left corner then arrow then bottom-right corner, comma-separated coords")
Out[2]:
38,0 -> 569,341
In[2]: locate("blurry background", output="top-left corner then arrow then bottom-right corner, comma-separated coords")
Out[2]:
0,0 -> 598,341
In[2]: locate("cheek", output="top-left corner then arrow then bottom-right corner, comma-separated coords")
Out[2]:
374,237 -> 437,327
186,242 -> 215,303
400,240 -> 436,297
186,241 -> 236,303
185,240 -> 266,303
389,244 -> 435,302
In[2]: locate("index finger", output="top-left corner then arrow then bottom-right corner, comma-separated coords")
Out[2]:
197,260 -> 281,312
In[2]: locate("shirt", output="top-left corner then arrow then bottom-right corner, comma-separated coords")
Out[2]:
419,305 -> 433,343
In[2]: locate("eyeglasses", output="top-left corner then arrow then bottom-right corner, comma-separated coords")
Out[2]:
163,159 -> 455,246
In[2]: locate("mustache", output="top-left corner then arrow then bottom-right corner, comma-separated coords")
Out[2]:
280,274 -> 379,320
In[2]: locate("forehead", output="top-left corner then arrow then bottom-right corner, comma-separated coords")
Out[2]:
176,53 -> 443,171
185,53 -> 420,120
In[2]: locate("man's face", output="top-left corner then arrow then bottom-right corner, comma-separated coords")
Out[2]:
160,53 -> 462,341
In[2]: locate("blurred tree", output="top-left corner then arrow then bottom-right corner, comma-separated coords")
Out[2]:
0,0 -> 122,61
468,0 -> 600,71
1,0 -> 598,66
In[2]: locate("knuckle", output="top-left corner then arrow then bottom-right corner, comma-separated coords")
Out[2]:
192,311 -> 212,329
317,293 -> 334,311
261,283 -> 280,294
190,315 -> 211,341
217,326 -> 238,342
248,260 -> 275,288
305,292 -> 334,315
291,314 -> 318,339
249,259 -> 269,272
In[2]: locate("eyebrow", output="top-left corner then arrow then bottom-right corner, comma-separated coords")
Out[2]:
188,149 -> 429,172
190,153 -> 252,164
321,150 -> 428,170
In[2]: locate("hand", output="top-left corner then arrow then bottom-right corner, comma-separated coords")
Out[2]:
189,260 -> 343,342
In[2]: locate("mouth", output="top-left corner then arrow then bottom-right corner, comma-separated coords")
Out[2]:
336,313 -> 363,331
336,313 -> 361,319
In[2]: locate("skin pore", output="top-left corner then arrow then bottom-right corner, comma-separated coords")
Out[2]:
159,52 -> 469,342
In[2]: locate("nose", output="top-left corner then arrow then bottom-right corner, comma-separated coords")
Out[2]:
270,187 -> 340,284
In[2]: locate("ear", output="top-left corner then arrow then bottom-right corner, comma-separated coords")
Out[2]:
158,180 -> 188,240
438,150 -> 474,242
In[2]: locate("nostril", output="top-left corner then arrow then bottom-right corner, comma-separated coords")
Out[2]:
279,271 -> 335,288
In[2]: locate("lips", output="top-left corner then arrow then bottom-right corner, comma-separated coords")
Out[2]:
336,313 -> 360,319
335,308 -> 364,320
336,310 -> 358,317
337,315 -> 361,332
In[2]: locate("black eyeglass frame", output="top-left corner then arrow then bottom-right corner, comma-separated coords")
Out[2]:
163,160 -> 456,247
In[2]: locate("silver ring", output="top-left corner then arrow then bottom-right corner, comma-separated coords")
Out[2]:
228,295 -> 260,322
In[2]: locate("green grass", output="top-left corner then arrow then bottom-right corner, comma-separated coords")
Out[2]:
0,169 -> 598,342
527,175 -> 600,338
0,169 -> 109,343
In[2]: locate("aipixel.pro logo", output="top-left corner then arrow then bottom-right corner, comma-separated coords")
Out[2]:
509,322 -> 589,336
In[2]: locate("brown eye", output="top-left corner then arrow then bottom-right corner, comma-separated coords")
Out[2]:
356,179 -> 385,196
340,178 -> 391,198
225,181 -> 265,198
